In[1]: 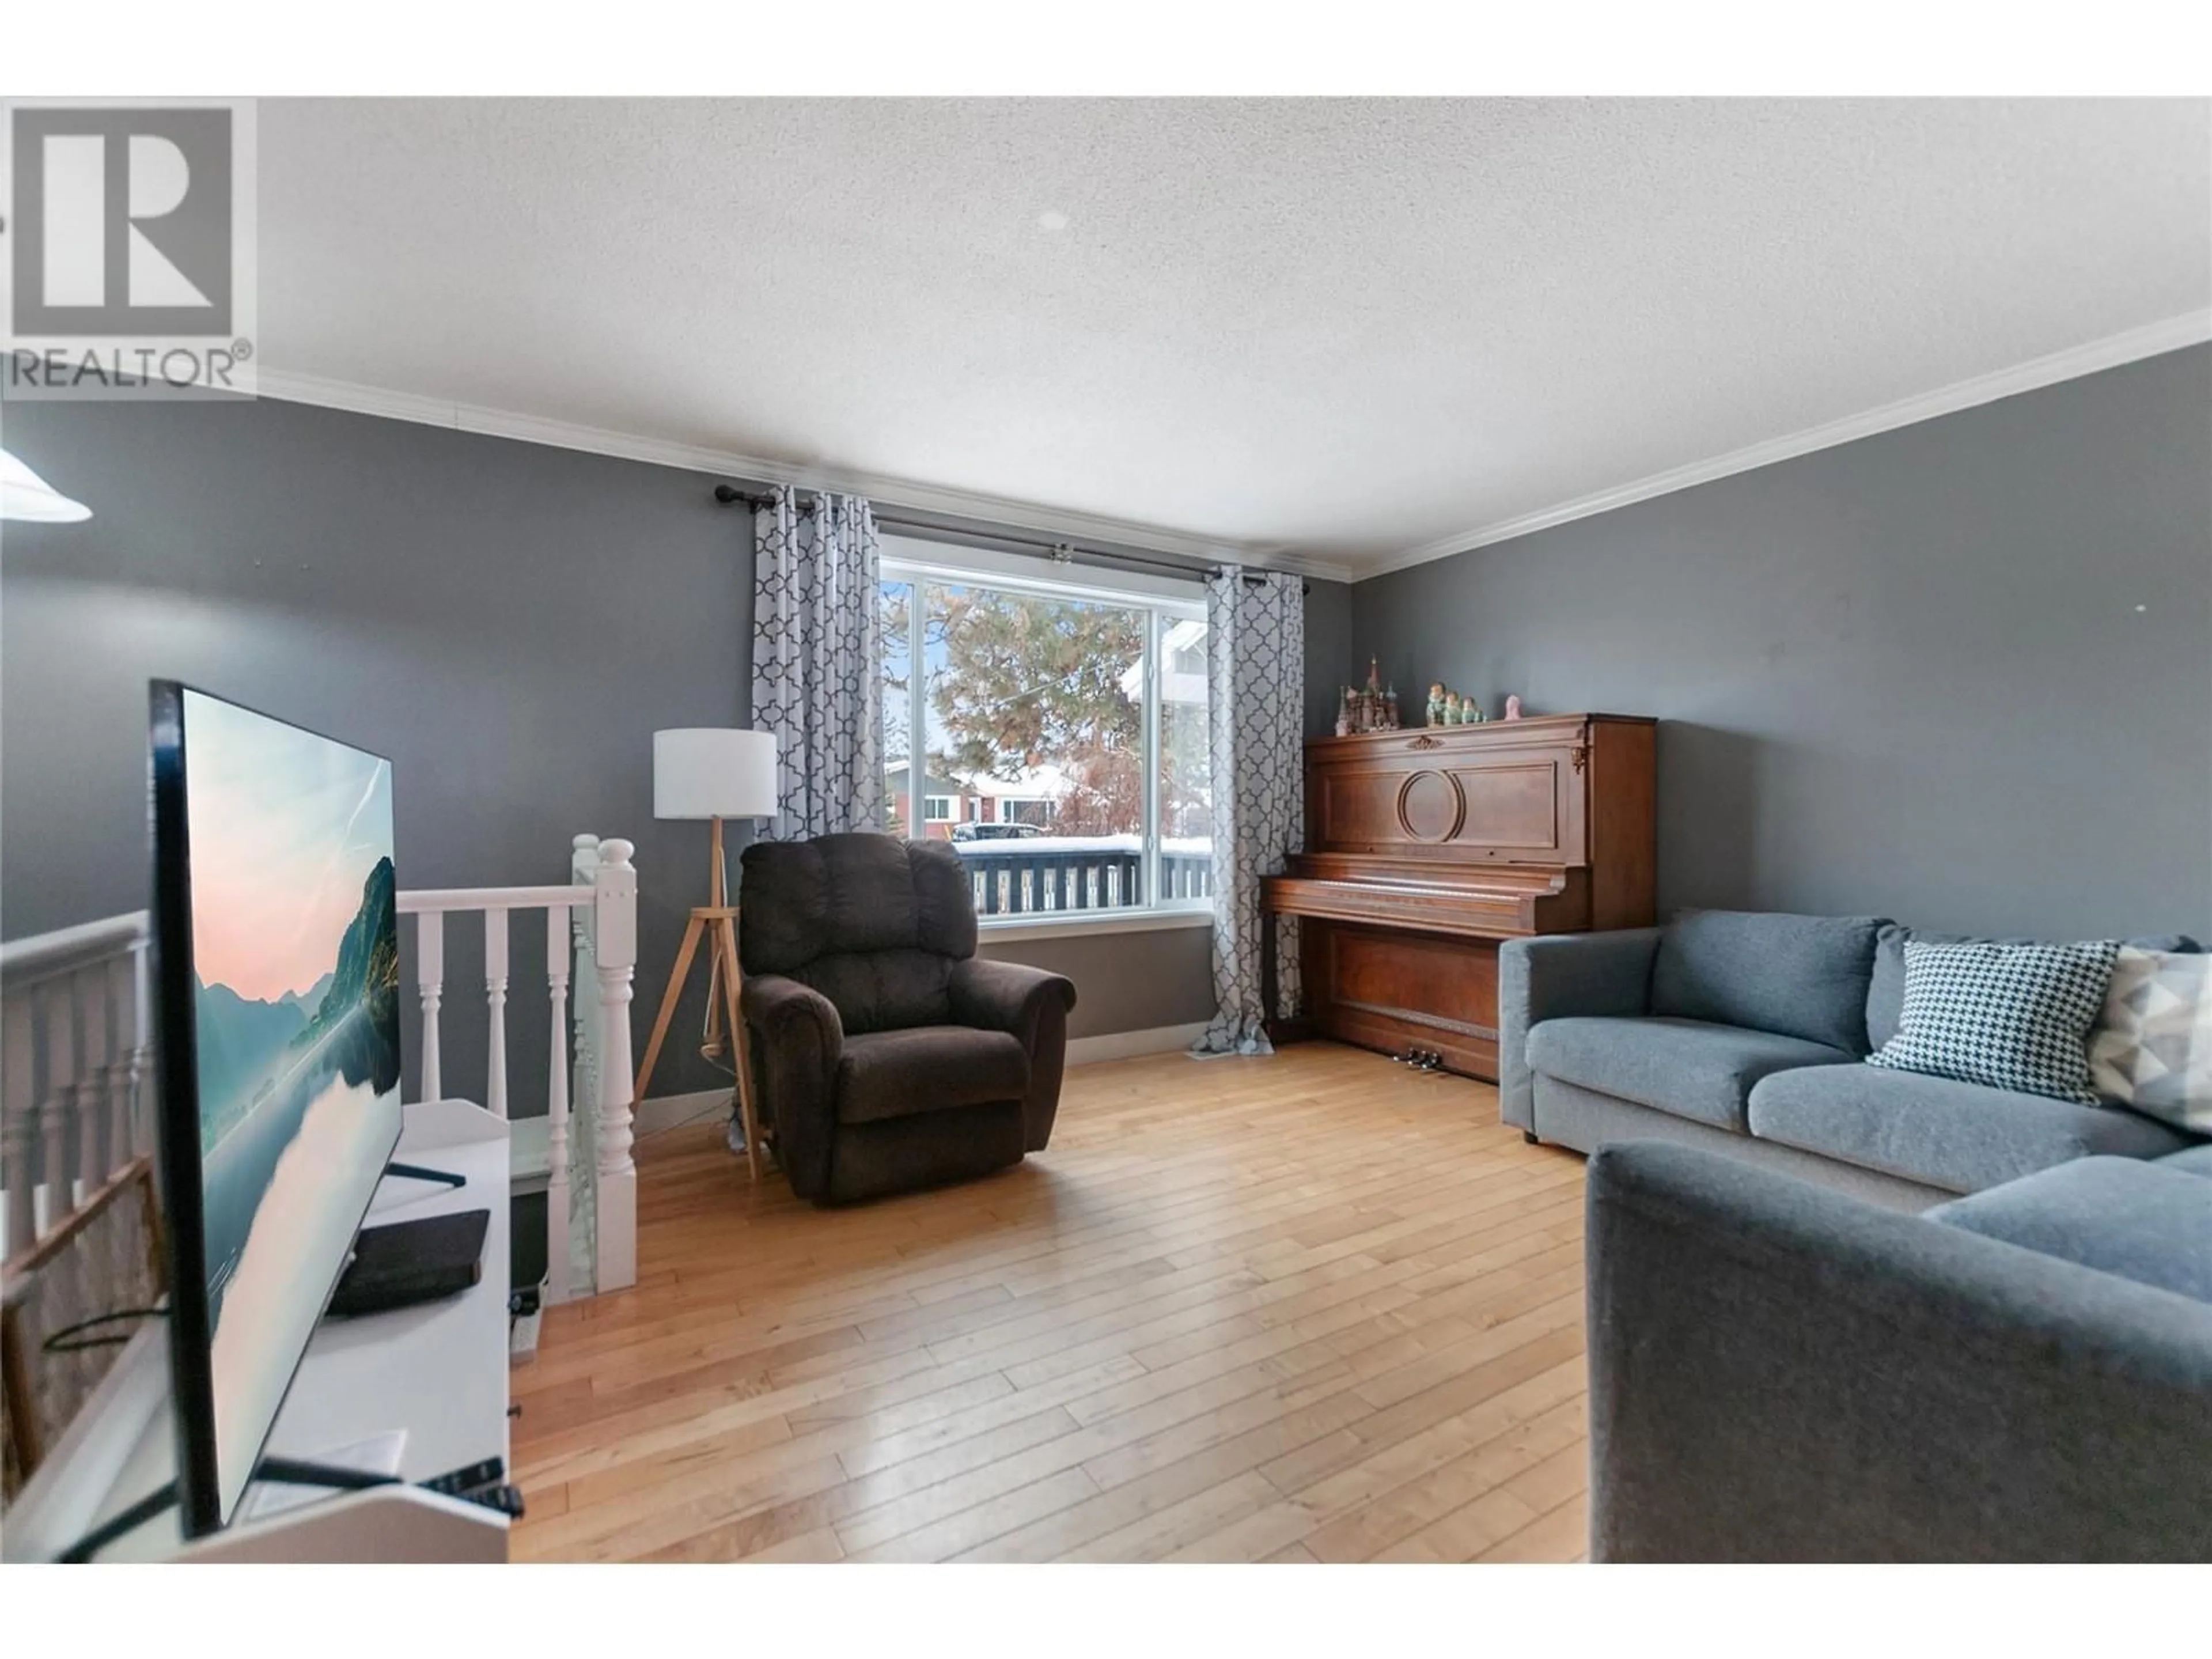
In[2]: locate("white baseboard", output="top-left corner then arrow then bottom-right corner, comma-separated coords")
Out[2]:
1066,1021 -> 1209,1065
635,1087 -> 734,1138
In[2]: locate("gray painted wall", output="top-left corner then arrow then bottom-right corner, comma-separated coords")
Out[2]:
0,395 -> 1321,1113
1350,344 -> 2212,942
1302,577 -> 1354,737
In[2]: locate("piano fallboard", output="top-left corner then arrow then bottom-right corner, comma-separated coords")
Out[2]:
1262,866 -> 1580,940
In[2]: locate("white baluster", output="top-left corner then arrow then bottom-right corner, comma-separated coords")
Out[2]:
483,908 -> 509,1120
417,910 -> 445,1103
37,980 -> 75,1234
544,904 -> 571,1304
75,965 -> 112,1196
592,838 -> 638,1293
128,940 -> 153,1158
3,993 -> 35,1259
104,952 -> 137,1180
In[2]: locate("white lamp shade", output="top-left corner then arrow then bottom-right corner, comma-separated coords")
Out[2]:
0,447 -> 92,523
653,728 -> 778,820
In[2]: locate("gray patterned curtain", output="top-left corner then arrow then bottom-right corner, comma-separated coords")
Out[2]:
751,486 -> 885,839
1194,567 -> 1306,1056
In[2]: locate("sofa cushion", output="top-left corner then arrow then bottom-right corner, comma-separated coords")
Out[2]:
1649,910 -> 1885,1054
2159,1142 -> 2212,1179
2089,945 -> 2212,1134
1525,1016 -> 1857,1132
1929,1157 -> 2212,1304
1868,938 -> 2118,1105
1747,1063 -> 2191,1194
836,1025 -> 1029,1125
1866,925 -> 2202,1051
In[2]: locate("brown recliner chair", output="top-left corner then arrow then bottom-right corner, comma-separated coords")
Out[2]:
738,833 -> 1077,1206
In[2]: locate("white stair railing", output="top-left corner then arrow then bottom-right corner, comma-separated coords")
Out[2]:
394,836 -> 637,1300
2,838 -> 639,1306
0,916 -> 153,1259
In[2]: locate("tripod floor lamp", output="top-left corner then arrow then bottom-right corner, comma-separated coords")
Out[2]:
634,728 -> 779,1179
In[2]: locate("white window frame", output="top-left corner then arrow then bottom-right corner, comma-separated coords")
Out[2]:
881,535 -> 1213,937
922,794 -> 956,823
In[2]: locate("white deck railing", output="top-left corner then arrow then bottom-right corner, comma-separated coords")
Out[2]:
1,837 -> 638,1304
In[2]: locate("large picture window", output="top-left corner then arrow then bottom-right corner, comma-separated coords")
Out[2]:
881,542 -> 1212,925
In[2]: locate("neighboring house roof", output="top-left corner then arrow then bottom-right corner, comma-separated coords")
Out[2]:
1120,617 -> 1209,707
884,764 -> 972,797
961,764 -> 1076,800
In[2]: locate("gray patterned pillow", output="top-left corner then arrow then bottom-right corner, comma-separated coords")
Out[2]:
1868,938 -> 2119,1104
2089,947 -> 2212,1133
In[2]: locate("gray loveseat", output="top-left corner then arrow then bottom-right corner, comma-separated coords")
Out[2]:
1585,1140 -> 2212,1560
1498,910 -> 2205,1209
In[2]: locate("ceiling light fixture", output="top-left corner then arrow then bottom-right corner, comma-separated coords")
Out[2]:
1036,210 -> 1069,232
0,447 -> 93,522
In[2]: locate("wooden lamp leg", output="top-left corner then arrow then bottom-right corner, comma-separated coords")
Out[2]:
632,819 -> 767,1183
713,910 -> 763,1180
702,816 -> 728,1055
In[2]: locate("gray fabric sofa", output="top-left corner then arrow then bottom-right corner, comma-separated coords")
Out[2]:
1499,911 -> 2203,1209
1586,1141 -> 2212,1560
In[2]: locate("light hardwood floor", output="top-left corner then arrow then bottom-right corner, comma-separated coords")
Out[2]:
510,1041 -> 1593,1563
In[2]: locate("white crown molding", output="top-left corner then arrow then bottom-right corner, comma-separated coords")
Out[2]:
249,366 -> 1361,584
251,312 -> 2205,592
1356,310 -> 2212,581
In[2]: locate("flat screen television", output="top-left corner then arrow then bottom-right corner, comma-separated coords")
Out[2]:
148,683 -> 404,1537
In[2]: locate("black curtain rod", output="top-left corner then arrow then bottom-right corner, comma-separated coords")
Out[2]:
711,483 -> 1302,591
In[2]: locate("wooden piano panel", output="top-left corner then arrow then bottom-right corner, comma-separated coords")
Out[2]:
1271,714 -> 1655,1083
1307,738 -> 1588,866
1303,923 -> 1502,1080
1449,757 -> 1566,856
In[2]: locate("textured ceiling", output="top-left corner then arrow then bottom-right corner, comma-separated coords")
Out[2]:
257,98 -> 2211,574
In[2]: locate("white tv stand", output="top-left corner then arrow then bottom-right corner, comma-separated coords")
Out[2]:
3,1100 -> 514,1564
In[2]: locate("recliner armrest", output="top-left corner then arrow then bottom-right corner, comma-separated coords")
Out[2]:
948,957 -> 1077,1036
949,958 -> 1077,1153
1497,929 -> 1660,1131
741,973 -> 844,1200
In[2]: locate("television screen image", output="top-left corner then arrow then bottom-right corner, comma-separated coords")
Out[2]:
150,684 -> 404,1533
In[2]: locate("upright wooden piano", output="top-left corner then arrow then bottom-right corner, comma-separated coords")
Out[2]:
1261,713 -> 1656,1081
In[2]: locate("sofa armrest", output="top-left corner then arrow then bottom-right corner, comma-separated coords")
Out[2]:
1586,1142 -> 2212,1562
1496,929 -> 1658,1130
949,958 -> 1077,1152
741,973 -> 844,1201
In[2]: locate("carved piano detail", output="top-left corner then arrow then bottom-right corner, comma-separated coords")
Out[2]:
1261,713 -> 1656,1082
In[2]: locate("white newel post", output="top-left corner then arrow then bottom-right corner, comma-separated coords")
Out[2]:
104,952 -> 137,1177
417,910 -> 445,1103
592,838 -> 638,1293
483,909 -> 509,1120
543,903 -> 572,1304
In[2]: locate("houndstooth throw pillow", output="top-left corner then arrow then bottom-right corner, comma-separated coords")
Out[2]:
2089,946 -> 2212,1133
1868,938 -> 2119,1104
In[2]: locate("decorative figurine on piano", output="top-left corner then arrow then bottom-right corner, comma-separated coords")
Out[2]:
1426,684 -> 1487,725
1338,658 -> 1401,733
